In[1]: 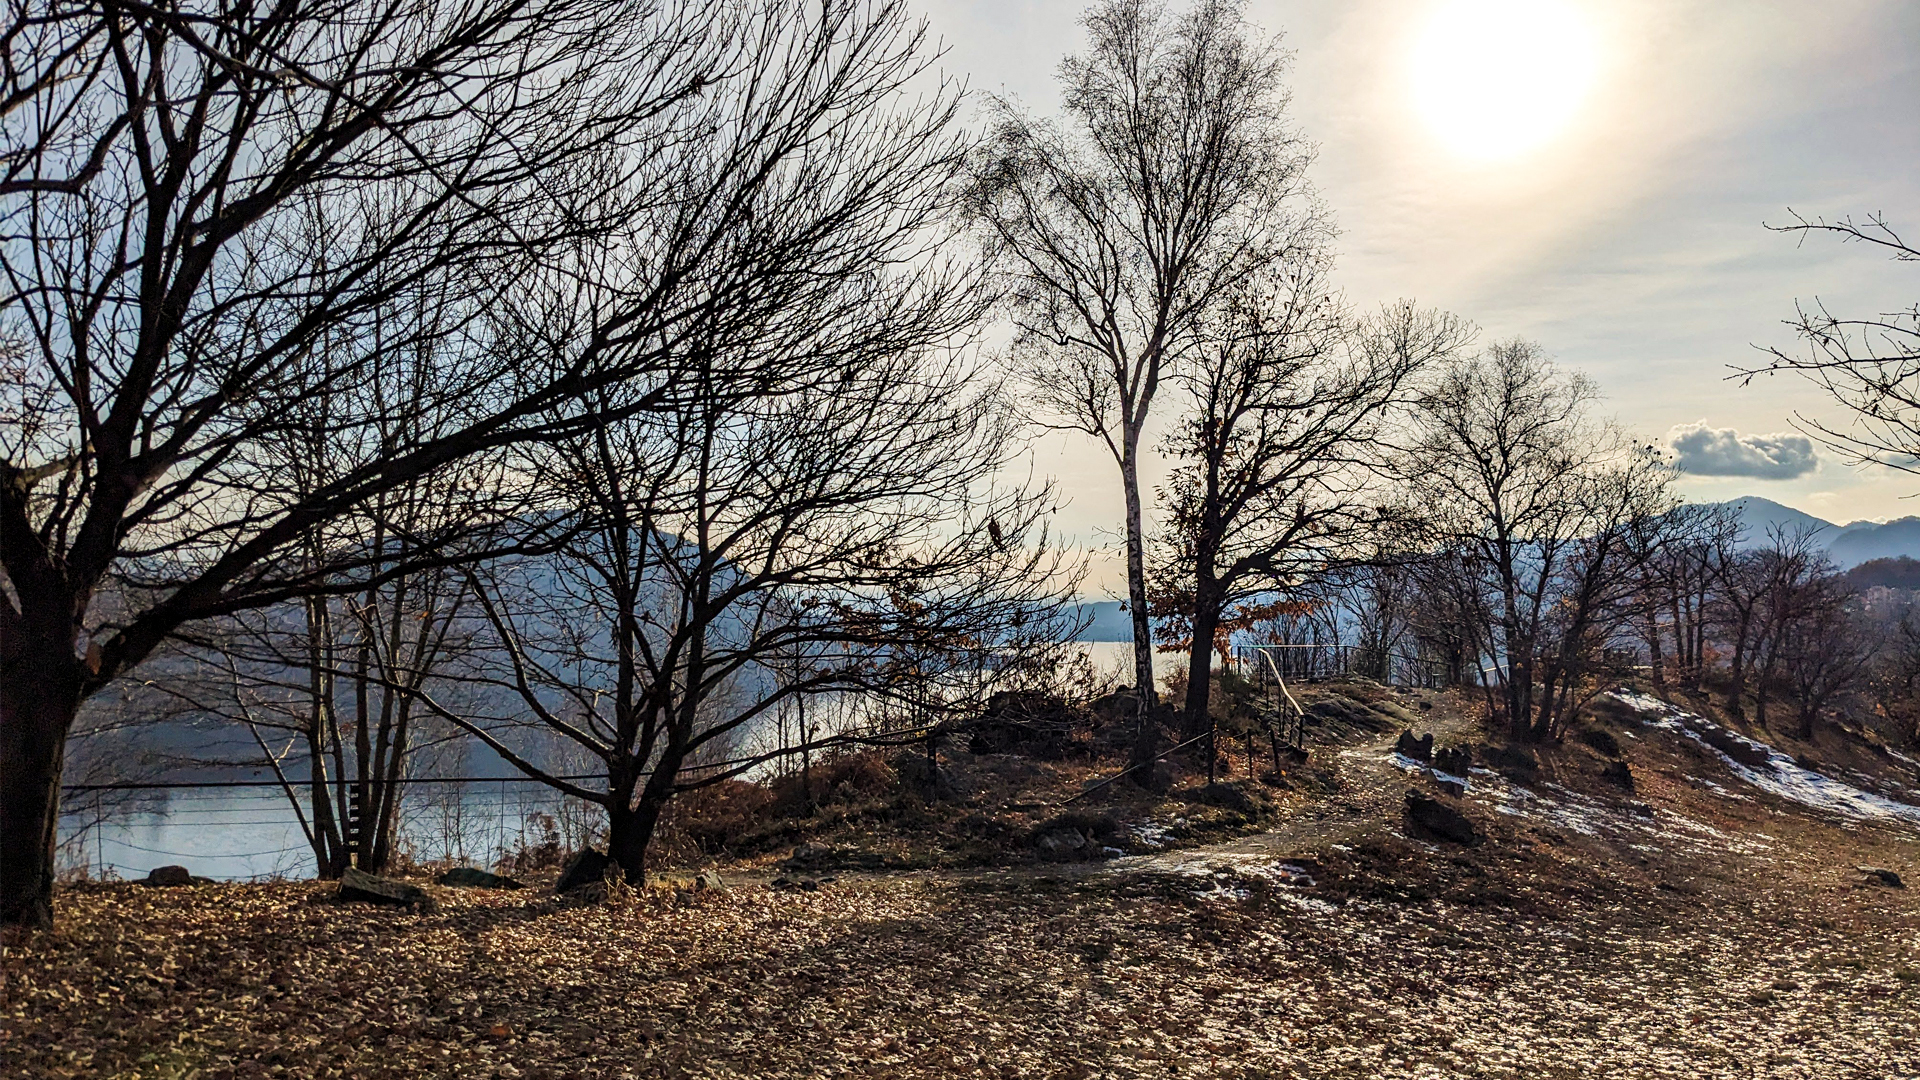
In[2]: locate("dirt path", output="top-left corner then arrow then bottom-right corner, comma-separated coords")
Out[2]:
1103,705 -> 1479,878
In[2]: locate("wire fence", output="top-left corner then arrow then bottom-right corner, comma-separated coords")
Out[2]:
1230,643 -> 1450,689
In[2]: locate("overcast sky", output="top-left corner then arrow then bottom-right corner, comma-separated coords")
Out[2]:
917,0 -> 1919,591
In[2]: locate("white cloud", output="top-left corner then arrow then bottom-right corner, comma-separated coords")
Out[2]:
1668,421 -> 1817,479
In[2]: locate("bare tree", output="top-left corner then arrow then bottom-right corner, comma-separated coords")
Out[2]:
419,350 -> 1073,882
1402,343 -> 1677,740
0,0 -> 971,927
967,0 -> 1315,768
1778,576 -> 1873,741
1151,294 -> 1467,741
1866,599 -> 1920,746
1740,530 -> 1838,731
1742,211 -> 1920,470
1625,503 -> 1735,693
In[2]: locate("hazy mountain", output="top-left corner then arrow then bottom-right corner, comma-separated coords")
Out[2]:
1073,601 -> 1138,642
1720,496 -> 1837,543
1712,496 -> 1920,569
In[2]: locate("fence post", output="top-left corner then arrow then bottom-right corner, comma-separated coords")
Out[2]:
345,788 -> 363,867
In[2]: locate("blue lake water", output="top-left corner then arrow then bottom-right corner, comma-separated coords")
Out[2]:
58,784 -> 591,882
57,642 -> 1172,881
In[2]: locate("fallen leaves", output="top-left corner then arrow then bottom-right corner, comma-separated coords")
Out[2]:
3,864 -> 1918,1079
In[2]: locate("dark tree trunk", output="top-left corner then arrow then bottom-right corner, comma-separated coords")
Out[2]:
0,659 -> 81,929
1643,609 -> 1666,689
606,799 -> 658,885
1726,611 -> 1752,720
1533,664 -> 1560,741
1184,580 -> 1222,742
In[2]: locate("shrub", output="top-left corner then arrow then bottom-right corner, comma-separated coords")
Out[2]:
768,750 -> 900,816
658,780 -> 779,858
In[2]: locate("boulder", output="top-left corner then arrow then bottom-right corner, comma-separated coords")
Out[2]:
781,842 -> 834,872
1692,724 -> 1774,770
967,690 -> 1086,759
1394,729 -> 1434,762
1405,791 -> 1479,845
1188,782 -> 1257,814
338,867 -> 436,911
143,865 -> 193,888
1089,688 -> 1144,729
1309,698 -> 1386,733
554,849 -> 611,894
436,866 -> 524,890
1483,743 -> 1538,781
1433,744 -> 1473,778
1034,829 -> 1092,861
1859,866 -> 1906,888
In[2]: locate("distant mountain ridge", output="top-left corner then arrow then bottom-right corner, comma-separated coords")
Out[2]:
1715,496 -> 1920,568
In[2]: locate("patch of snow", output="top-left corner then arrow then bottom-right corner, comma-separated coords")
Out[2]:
1108,851 -> 1322,903
1269,890 -> 1340,914
1683,775 -> 1747,800
1130,823 -> 1172,849
1473,763 -> 1771,855
1390,752 -> 1470,791
1274,863 -> 1318,888
1609,689 -> 1920,828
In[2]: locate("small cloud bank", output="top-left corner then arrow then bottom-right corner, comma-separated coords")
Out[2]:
1668,422 -> 1817,479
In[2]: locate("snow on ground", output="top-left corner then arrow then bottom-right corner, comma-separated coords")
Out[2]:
1107,847 -> 1332,906
1476,770 -> 1773,855
1387,751 -> 1470,789
1610,689 -> 1920,829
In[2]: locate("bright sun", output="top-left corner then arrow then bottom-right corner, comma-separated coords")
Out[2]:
1409,0 -> 1600,162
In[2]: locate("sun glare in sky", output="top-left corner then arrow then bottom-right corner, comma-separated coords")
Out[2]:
1409,0 -> 1602,162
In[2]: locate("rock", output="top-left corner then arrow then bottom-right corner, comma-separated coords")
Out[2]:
771,876 -> 798,891
143,865 -> 193,887
1859,866 -> 1906,888
967,690 -> 1085,759
1483,743 -> 1538,781
1088,688 -> 1143,729
1189,782 -> 1257,814
1600,759 -> 1635,793
781,842 -> 835,872
1394,729 -> 1434,762
1034,829 -> 1092,860
554,849 -> 612,893
338,867 -> 437,911
436,867 -> 524,890
1405,791 -> 1479,845
1433,744 -> 1473,777
694,870 -> 726,892
1692,724 -> 1774,770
